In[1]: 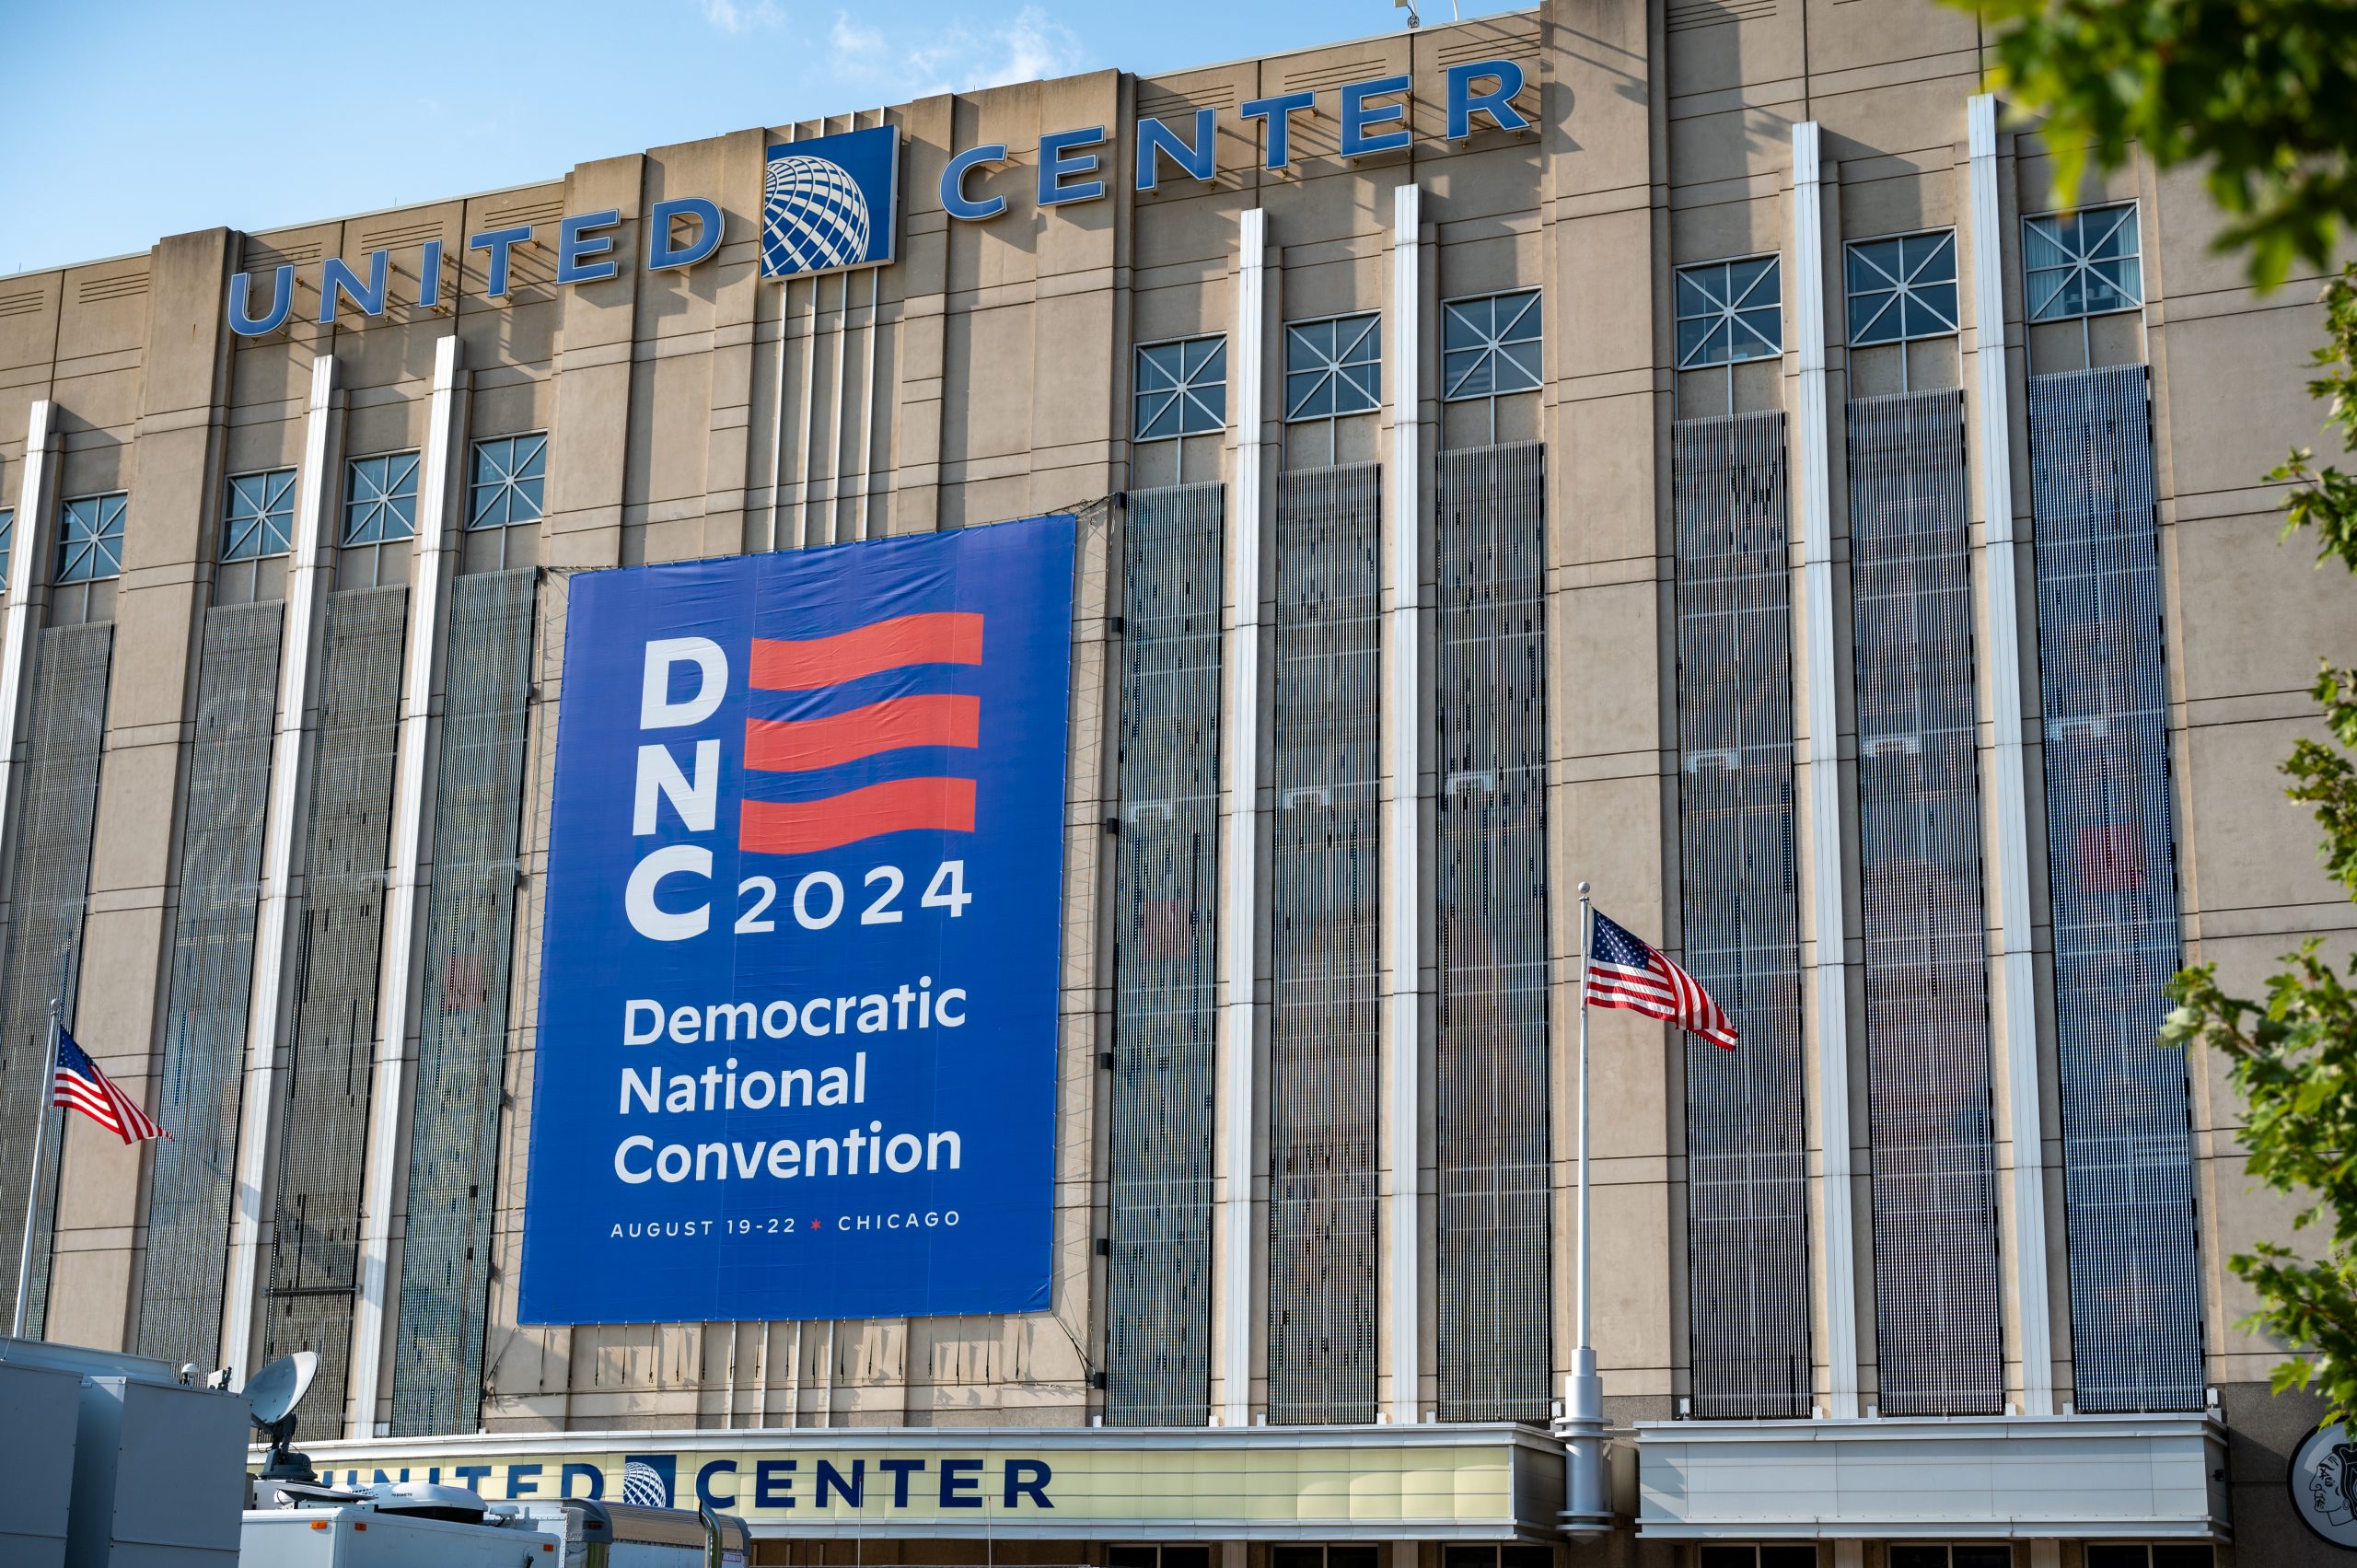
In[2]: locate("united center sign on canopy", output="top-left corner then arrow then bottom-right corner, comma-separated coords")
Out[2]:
284,1425 -> 1569,1541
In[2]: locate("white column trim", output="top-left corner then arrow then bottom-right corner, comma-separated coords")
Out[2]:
224,352 -> 342,1385
1214,207 -> 1269,1429
1383,182 -> 1422,1425
0,400 -> 62,846
1969,92 -> 2055,1417
349,334 -> 466,1433
761,123 -> 798,554
856,268 -> 884,540
789,281 -> 821,552
1791,121 -> 1860,1420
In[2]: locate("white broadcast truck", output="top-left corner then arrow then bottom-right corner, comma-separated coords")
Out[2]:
239,1485 -> 751,1568
0,1334 -> 749,1568
237,1353 -> 751,1568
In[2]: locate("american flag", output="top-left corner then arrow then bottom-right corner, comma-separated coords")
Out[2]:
53,1028 -> 168,1144
1585,909 -> 1737,1051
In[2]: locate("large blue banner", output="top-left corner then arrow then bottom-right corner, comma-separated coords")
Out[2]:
519,516 -> 1074,1323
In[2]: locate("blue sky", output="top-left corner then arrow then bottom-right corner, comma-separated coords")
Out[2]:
2,1 -> 1524,275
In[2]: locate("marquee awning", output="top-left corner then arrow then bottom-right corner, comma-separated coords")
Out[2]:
1631,1411 -> 2230,1541
284,1422 -> 1568,1541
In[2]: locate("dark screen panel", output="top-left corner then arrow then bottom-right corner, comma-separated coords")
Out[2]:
1847,389 -> 2003,1414
1266,462 -> 1381,1424
0,621 -> 114,1336
2027,364 -> 2202,1412
1434,440 -> 1551,1423
138,600 -> 284,1365
1104,482 -> 1224,1426
261,585 -> 407,1438
391,567 -> 536,1434
1672,412 -> 1811,1420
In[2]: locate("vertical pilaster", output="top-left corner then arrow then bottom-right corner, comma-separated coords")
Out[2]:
350,333 -> 465,1432
1790,121 -> 1860,1419
1214,207 -> 1268,1429
0,401 -> 62,842
1968,92 -> 2055,1416
79,226 -> 240,1350
1382,181 -> 1422,1424
695,130 -> 766,558
223,352 -> 340,1382
888,98 -> 953,542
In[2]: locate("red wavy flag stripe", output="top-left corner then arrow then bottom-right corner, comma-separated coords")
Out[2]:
740,777 -> 978,855
745,694 -> 981,773
749,612 -> 984,691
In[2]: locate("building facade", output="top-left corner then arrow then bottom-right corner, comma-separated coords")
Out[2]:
0,0 -> 2347,1562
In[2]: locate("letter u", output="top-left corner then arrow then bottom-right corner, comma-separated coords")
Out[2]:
228,265 -> 296,336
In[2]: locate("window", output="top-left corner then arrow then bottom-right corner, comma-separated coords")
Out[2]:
343,452 -> 420,545
219,470 -> 296,605
222,469 -> 297,562
1678,256 -> 1782,368
1284,311 -> 1381,421
1442,1547 -> 1551,1568
1443,289 -> 1542,400
1697,1549 -> 1817,1568
2026,202 -> 2142,321
1888,1548 -> 2015,1568
1133,338 -> 1226,441
1107,1551 -> 1212,1568
1847,229 -> 1959,344
0,508 -> 13,589
469,434 -> 547,529
56,493 -> 127,583
2085,1548 -> 2213,1568
1271,1549 -> 1381,1568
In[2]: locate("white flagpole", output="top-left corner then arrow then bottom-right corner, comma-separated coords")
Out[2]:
1561,883 -> 1608,1534
1577,884 -> 1592,1354
12,997 -> 57,1339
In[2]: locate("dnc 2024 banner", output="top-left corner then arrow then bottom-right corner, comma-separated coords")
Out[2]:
519,516 -> 1074,1323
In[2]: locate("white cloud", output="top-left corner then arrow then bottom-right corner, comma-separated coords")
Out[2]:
829,6 -> 1087,96
702,0 -> 784,35
829,12 -> 885,64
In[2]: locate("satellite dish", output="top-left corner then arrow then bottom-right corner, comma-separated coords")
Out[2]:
364,1481 -> 494,1523
246,1351 -> 319,1483
273,1480 -> 366,1507
247,1351 -> 317,1428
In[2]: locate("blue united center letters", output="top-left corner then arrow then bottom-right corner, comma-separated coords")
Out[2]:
519,516 -> 1074,1323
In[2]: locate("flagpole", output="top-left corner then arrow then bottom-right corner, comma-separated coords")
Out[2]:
1561,883 -> 1608,1535
12,997 -> 57,1340
1577,883 -> 1592,1355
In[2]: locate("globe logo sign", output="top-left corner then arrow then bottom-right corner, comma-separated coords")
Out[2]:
764,156 -> 871,273
761,124 -> 900,279
621,1455 -> 675,1507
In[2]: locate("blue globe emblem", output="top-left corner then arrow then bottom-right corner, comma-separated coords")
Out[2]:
621,1458 -> 670,1507
763,154 -> 875,276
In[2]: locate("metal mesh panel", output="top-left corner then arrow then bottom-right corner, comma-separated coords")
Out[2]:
1105,482 -> 1224,1426
391,567 -> 536,1435
261,585 -> 407,1438
0,621 -> 113,1337
2027,364 -> 2202,1412
1672,412 -> 1811,1421
1434,441 -> 1552,1423
1266,463 -> 1381,1424
1847,390 -> 2003,1415
138,600 -> 284,1365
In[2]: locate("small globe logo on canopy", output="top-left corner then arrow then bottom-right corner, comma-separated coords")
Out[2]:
763,154 -> 875,275
621,1458 -> 670,1507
